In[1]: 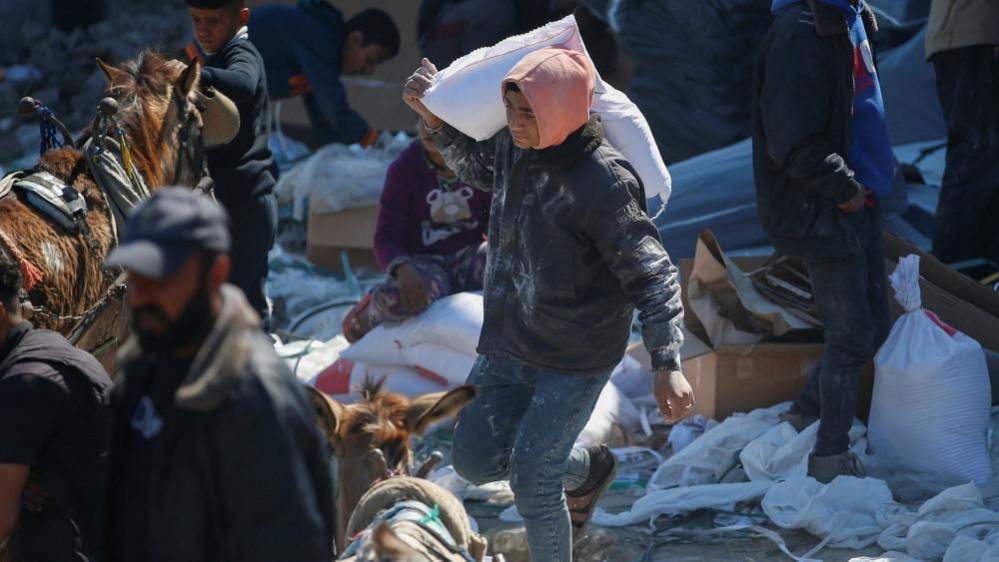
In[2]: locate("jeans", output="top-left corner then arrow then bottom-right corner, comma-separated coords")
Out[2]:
452,354 -> 612,562
793,207 -> 890,456
932,45 -> 999,265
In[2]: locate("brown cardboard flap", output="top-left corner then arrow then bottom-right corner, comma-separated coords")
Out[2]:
885,257 -> 999,353
305,205 -> 381,272
626,338 -> 821,420
307,205 -> 379,250
885,233 -> 999,318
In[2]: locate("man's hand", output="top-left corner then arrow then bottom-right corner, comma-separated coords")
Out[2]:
395,263 -> 431,311
654,370 -> 694,423
403,58 -> 444,130
838,184 -> 866,214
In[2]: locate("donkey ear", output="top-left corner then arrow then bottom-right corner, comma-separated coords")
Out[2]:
304,386 -> 345,443
405,385 -> 477,435
372,522 -> 420,558
176,60 -> 201,98
96,58 -> 126,83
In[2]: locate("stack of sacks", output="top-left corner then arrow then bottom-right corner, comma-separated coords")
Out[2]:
314,293 -> 483,402
314,293 -> 646,445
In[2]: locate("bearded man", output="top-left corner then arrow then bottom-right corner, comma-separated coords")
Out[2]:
102,188 -> 336,562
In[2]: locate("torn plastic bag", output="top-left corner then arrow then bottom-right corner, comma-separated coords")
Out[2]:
648,403 -> 785,489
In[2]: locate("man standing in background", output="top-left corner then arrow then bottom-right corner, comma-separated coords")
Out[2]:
926,0 -> 999,266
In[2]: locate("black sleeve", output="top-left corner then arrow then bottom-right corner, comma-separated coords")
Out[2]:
758,23 -> 863,205
215,376 -> 334,561
0,366 -> 69,465
200,47 -> 261,106
431,124 -> 500,192
581,178 -> 684,372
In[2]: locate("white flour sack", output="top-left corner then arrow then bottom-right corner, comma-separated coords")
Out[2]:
867,255 -> 992,484
422,15 -> 672,204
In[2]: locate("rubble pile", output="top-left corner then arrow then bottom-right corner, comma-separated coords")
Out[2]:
0,0 -> 191,170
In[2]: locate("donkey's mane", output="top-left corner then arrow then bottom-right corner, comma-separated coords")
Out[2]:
343,377 -> 409,443
90,50 -> 184,187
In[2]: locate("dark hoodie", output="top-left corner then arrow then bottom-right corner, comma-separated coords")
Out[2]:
249,0 -> 371,145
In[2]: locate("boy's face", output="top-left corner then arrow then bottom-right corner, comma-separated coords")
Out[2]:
504,89 -> 540,149
341,31 -> 392,76
190,6 -> 249,55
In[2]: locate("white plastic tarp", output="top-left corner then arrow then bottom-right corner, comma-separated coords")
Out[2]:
648,403 -> 785,489
273,132 -> 411,220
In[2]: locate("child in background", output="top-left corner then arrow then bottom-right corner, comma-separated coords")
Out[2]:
187,0 -> 277,323
342,120 -> 491,342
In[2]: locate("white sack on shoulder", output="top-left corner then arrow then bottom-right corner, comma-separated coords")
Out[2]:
422,15 -> 672,204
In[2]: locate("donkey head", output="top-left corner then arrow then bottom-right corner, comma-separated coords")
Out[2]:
305,378 -> 476,548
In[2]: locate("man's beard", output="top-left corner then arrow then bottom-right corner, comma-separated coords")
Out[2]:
132,284 -> 215,355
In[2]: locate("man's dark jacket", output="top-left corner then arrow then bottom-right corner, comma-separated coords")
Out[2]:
752,0 -> 880,258
105,286 -> 335,561
432,117 -> 684,373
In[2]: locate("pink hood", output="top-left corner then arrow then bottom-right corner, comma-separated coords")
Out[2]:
502,47 -> 596,149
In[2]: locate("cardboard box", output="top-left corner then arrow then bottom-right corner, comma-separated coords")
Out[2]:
884,233 -> 999,353
248,0 -> 422,139
628,330 -> 823,421
305,205 -> 380,273
676,238 -> 999,420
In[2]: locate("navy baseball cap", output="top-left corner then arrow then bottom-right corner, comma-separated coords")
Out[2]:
105,187 -> 231,279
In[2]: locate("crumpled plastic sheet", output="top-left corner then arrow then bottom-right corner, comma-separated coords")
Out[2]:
272,335 -> 350,383
430,465 -> 514,504
848,552 -> 922,562
667,414 -> 719,454
589,403 -> 999,561
648,403 -> 786,489
589,481 -> 773,528
267,247 -> 385,341
273,132 -> 412,221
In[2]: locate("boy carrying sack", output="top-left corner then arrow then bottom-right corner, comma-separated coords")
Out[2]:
404,50 -> 692,562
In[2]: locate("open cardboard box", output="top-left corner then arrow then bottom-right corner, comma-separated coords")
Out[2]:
647,239 -> 999,421
305,204 -> 380,273
627,329 -> 822,421
626,252 -> 824,420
